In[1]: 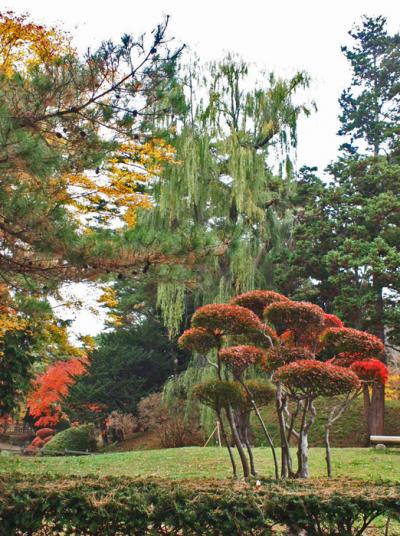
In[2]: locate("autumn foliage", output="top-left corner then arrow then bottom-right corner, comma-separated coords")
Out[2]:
191,304 -> 262,335
27,358 -> 88,426
321,327 -> 384,357
265,300 -> 325,338
274,360 -> 361,399
350,359 -> 389,385
219,345 -> 267,375
178,327 -> 220,353
181,287 -> 388,479
230,290 -> 289,320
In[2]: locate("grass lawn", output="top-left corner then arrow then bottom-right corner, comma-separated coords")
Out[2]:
1,446 -> 399,481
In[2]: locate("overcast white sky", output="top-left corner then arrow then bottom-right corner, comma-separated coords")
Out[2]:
5,0 -> 400,336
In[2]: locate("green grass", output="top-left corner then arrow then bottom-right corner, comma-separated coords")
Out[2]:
1,447 -> 399,481
254,399 -> 400,448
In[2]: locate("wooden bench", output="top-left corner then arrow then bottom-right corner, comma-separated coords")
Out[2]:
370,435 -> 400,446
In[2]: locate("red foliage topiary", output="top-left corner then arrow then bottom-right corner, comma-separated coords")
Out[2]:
178,327 -> 220,353
31,437 -> 44,448
264,346 -> 315,373
274,360 -> 361,399
327,352 -> 368,368
36,427 -> 55,439
230,290 -> 289,320
191,303 -> 262,335
323,314 -> 344,329
219,345 -> 267,375
264,300 -> 325,337
350,359 -> 389,385
321,327 -> 384,358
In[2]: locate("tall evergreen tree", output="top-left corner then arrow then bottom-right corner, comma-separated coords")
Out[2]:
65,319 -> 189,421
275,16 -> 400,435
339,15 -> 400,155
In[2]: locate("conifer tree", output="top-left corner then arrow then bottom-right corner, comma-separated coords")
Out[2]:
275,16 -> 400,435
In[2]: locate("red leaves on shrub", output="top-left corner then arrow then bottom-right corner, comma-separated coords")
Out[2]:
178,327 -> 220,353
31,437 -> 44,448
36,428 -> 55,439
230,290 -> 289,320
264,347 -> 315,373
323,314 -> 344,329
27,357 -> 88,426
265,301 -> 325,337
191,304 -> 262,335
219,345 -> 267,375
328,352 -> 370,368
321,328 -> 384,357
274,360 -> 361,399
350,359 -> 389,385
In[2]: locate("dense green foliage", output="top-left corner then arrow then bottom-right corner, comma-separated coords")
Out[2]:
0,473 -> 398,535
0,332 -> 36,415
66,319 -> 189,420
338,15 -> 400,154
42,424 -> 97,453
275,16 -> 400,348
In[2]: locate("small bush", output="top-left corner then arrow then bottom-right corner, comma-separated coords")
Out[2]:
138,393 -> 203,448
42,424 -> 97,454
36,427 -> 54,439
31,437 -> 44,448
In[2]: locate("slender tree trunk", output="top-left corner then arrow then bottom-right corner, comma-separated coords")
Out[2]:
216,352 -> 249,478
243,415 -> 257,477
226,404 -> 250,479
324,422 -> 332,478
240,380 -> 279,480
216,409 -> 237,479
296,400 -> 316,478
276,384 -> 292,478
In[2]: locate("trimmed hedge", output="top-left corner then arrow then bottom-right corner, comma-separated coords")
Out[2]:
0,473 -> 399,535
41,424 -> 97,454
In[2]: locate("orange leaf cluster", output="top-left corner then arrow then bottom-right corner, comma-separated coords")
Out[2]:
27,357 -> 88,426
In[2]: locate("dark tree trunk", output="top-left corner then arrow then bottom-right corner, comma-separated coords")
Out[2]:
370,383 -> 385,435
367,279 -> 385,436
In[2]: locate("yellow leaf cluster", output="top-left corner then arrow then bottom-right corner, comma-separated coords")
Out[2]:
64,139 -> 175,229
386,374 -> 400,400
98,286 -> 119,309
0,284 -> 27,353
0,11 -> 71,76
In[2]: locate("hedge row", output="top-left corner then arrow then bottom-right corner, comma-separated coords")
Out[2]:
0,474 -> 399,535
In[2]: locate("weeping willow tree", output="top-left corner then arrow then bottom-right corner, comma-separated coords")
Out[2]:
138,56 -> 313,333
101,56 -> 313,434
129,56 -> 313,434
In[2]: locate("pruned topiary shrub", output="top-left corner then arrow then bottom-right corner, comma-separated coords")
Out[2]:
42,424 -> 97,454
